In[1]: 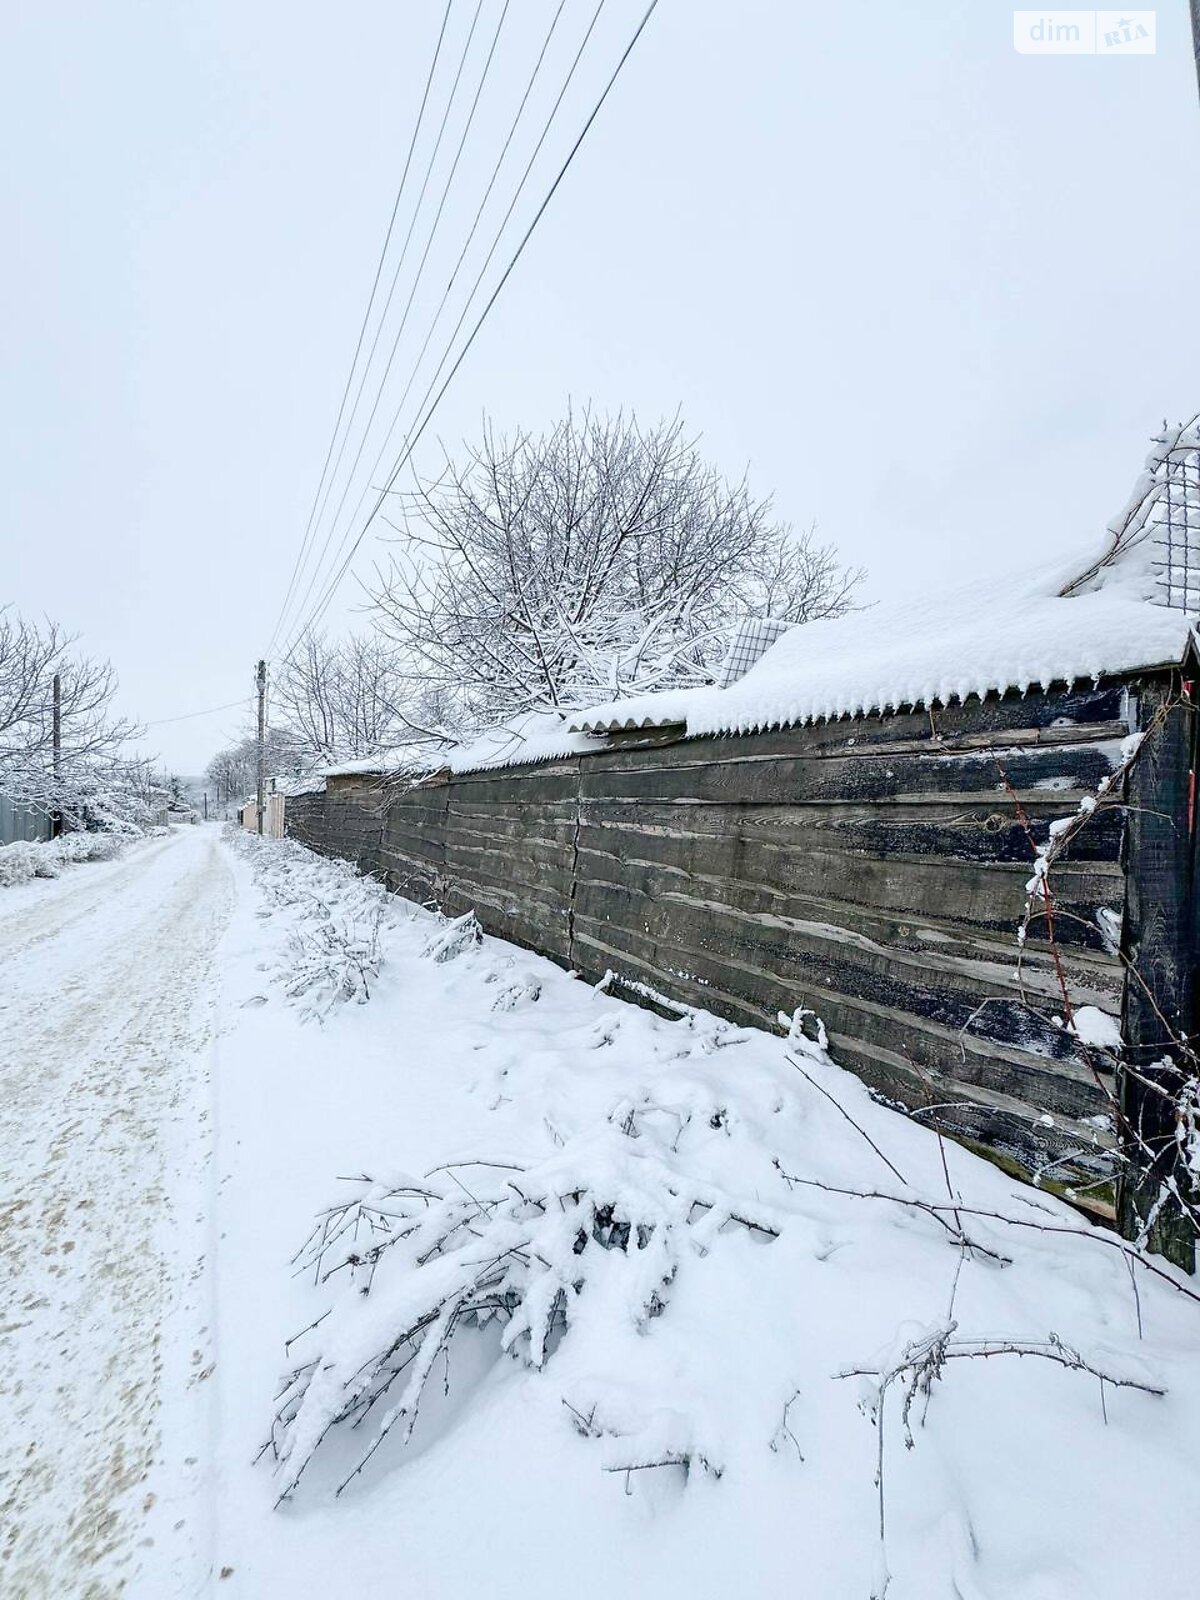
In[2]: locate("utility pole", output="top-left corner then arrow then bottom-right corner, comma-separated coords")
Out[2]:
255,658 -> 267,836
203,790 -> 208,822
51,672 -> 62,838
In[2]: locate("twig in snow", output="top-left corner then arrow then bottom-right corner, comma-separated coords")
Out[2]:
838,1317 -> 1164,1591
773,1170 -> 1200,1307
783,1051 -> 909,1188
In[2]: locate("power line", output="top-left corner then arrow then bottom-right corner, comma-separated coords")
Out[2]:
438,0 -> 569,323
268,0 -> 455,657
282,0 -> 584,651
280,0 -> 508,662
279,0 -> 509,655
280,0 -> 660,658
144,697 -> 254,727
272,0 -> 489,655
276,0 -> 617,659
276,0 -> 593,665
297,0 -> 488,611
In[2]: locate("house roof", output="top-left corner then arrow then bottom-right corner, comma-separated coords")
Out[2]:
568,533 -> 1194,741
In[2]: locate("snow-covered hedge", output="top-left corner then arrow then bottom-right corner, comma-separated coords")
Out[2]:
0,831 -> 127,889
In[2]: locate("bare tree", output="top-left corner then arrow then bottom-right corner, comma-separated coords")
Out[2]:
0,612 -> 64,751
205,728 -> 299,805
0,608 -> 145,824
204,746 -> 249,810
370,409 -> 863,731
272,632 -> 412,766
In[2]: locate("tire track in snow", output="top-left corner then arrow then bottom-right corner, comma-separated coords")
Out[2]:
0,829 -> 233,1598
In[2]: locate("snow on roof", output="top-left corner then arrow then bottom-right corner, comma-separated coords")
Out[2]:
271,772 -> 326,797
570,534 -> 1194,740
434,711 -> 599,776
322,758 -> 387,778
321,749 -> 427,780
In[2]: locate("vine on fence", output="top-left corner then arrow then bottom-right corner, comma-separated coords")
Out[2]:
996,693 -> 1199,1268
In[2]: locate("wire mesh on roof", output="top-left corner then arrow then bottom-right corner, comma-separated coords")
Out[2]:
1156,438 -> 1200,613
716,616 -> 794,689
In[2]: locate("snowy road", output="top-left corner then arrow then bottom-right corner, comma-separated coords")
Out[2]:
0,830 -> 233,1599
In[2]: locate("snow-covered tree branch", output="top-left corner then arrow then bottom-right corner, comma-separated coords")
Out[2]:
271,631 -> 428,766
369,409 -> 863,732
0,607 -> 149,827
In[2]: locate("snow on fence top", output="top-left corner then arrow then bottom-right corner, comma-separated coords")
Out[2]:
436,542 -> 1193,776
570,533 -> 1195,742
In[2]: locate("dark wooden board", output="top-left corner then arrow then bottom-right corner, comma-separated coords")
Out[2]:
571,855 -> 1120,1008
580,741 -> 1124,808
574,827 -> 1122,951
442,884 -> 572,963
579,797 -> 1125,865
571,882 -> 1102,1075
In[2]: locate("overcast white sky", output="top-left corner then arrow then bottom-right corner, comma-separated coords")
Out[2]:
3,1 -> 1197,773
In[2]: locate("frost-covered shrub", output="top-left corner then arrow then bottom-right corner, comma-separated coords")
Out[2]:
56,832 -> 124,864
0,830 -> 128,889
229,830 -> 392,1020
0,842 -> 40,888
265,1111 -> 778,1500
421,909 -> 482,964
282,908 -> 382,1018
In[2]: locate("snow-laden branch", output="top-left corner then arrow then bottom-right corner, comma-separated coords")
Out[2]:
264,1113 -> 779,1502
370,408 -> 862,733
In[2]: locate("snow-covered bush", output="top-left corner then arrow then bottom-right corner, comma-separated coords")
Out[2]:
0,830 -> 129,889
266,1110 -> 779,1500
266,1026 -> 1185,1552
421,909 -> 482,964
0,842 -> 43,888
282,909 -> 382,1017
56,831 -> 125,864
228,830 -> 390,1020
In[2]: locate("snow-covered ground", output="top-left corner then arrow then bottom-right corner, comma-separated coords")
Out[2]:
3,827 -> 1199,1599
0,829 -> 231,1599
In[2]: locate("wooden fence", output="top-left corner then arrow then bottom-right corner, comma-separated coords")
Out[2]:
285,680 -> 1157,1209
